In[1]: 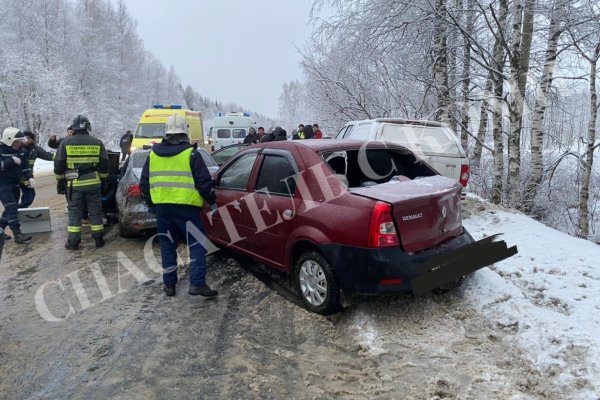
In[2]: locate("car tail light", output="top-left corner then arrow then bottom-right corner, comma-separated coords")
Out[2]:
127,184 -> 141,198
368,201 -> 399,248
459,164 -> 470,187
379,278 -> 403,285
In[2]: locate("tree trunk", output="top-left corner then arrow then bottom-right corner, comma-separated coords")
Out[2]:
507,0 -> 535,207
522,0 -> 564,213
460,0 -> 475,152
472,77 -> 493,172
491,0 -> 509,205
578,52 -> 599,239
433,0 -> 452,125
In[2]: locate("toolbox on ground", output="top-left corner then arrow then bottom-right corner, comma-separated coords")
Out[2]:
18,207 -> 52,234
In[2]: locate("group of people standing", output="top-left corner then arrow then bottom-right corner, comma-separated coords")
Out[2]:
0,115 -> 108,255
242,123 -> 324,144
1,114 -> 217,298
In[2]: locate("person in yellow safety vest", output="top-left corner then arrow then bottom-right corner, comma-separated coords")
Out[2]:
140,114 -> 218,298
18,131 -> 55,208
293,124 -> 305,140
54,115 -> 109,250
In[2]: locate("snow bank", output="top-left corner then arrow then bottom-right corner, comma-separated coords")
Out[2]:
463,194 -> 600,397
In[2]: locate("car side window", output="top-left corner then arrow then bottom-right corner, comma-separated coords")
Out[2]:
347,123 -> 371,140
218,153 -> 257,190
256,155 -> 297,195
335,126 -> 348,139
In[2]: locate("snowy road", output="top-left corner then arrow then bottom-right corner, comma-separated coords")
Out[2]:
0,176 -> 598,399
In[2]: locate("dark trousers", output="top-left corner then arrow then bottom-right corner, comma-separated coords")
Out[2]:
67,185 -> 103,244
121,148 -> 130,162
18,185 -> 36,208
156,204 -> 207,287
0,185 -> 21,231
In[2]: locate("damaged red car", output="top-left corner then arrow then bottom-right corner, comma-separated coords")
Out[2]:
203,140 -> 477,315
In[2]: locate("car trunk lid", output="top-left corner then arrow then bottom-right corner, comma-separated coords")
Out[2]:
350,175 -> 462,252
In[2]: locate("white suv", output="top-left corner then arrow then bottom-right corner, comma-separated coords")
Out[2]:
335,119 -> 470,192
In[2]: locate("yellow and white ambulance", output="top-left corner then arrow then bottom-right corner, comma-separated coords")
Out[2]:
132,105 -> 204,150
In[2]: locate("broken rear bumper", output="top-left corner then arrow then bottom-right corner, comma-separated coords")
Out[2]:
317,230 -> 517,296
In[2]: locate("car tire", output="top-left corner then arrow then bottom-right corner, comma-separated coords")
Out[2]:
294,250 -> 341,315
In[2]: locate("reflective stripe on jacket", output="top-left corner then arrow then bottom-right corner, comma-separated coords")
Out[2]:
149,147 -> 203,207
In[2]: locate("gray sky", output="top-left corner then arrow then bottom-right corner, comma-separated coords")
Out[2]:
125,0 -> 314,118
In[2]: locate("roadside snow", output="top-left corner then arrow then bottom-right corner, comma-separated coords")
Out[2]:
463,193 -> 600,397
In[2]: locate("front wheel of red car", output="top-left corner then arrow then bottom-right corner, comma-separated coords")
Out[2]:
294,250 -> 341,315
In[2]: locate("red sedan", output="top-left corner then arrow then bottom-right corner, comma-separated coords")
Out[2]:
203,140 -> 487,315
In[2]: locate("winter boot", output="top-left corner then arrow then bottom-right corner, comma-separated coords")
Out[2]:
188,285 -> 218,297
65,241 -> 80,250
163,285 -> 176,297
94,237 -> 105,248
12,228 -> 32,244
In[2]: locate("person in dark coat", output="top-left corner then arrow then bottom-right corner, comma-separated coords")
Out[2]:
243,127 -> 258,144
140,115 -> 218,297
18,131 -> 55,208
274,127 -> 287,141
0,127 -> 32,243
303,124 -> 315,139
119,130 -> 134,161
49,126 -> 74,149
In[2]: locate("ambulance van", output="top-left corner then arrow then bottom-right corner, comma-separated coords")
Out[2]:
211,112 -> 257,151
131,104 -> 204,150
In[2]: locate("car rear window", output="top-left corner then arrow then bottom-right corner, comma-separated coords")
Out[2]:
380,124 -> 460,155
256,155 -> 297,195
132,151 -> 149,168
217,129 -> 231,138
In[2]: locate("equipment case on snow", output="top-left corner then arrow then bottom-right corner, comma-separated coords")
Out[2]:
18,207 -> 52,234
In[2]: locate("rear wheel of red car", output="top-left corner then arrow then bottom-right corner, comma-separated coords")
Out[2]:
294,250 -> 341,315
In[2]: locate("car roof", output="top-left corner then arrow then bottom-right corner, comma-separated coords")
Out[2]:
249,139 -> 409,153
347,118 -> 448,128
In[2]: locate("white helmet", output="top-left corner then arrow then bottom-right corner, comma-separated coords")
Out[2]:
1,127 -> 25,146
165,115 -> 189,136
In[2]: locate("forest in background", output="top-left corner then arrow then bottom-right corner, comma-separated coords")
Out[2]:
0,0 -> 272,150
278,0 -> 600,242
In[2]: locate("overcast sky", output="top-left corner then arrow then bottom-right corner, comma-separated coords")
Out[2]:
124,0 -> 314,118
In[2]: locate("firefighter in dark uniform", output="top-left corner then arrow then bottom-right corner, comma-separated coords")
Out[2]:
54,115 -> 109,250
140,114 -> 218,297
18,131 -> 55,208
0,127 -> 32,244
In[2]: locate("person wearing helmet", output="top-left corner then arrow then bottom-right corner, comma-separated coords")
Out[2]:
0,127 -> 33,243
140,114 -> 218,298
18,131 -> 55,208
54,115 -> 109,250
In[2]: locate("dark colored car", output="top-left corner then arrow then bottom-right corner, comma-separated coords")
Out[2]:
202,139 -> 476,315
115,147 -> 219,237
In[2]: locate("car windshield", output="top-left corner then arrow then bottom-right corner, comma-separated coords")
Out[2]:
198,149 -> 218,168
212,145 -> 246,165
380,124 -> 459,155
136,123 -> 165,138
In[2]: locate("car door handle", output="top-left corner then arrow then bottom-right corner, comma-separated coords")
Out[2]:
282,209 -> 294,220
